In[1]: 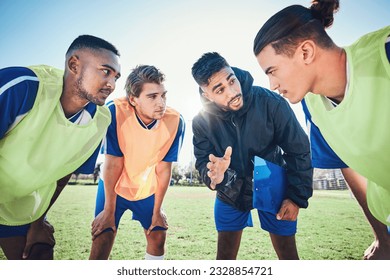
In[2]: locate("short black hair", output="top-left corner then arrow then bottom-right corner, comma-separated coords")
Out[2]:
66,34 -> 120,56
191,52 -> 230,86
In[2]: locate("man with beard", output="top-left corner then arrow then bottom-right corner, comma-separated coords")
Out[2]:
0,34 -> 121,259
191,52 -> 312,259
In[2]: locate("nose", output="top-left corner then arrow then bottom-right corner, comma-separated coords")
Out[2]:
269,77 -> 279,91
158,95 -> 166,106
106,77 -> 116,90
227,85 -> 238,97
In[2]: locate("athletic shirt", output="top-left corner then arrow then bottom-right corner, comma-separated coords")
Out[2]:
101,100 -> 185,164
108,97 -> 183,201
0,66 -> 100,174
304,26 -> 390,226
0,65 -> 111,225
303,32 -> 390,169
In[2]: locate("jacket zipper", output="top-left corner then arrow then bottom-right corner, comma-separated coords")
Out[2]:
231,115 -> 245,174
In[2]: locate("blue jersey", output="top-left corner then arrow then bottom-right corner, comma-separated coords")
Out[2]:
101,100 -> 185,162
0,66 -> 100,174
303,38 -> 390,169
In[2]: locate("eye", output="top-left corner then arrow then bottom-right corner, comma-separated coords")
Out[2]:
229,78 -> 236,85
102,69 -> 110,75
268,70 -> 276,76
215,88 -> 224,95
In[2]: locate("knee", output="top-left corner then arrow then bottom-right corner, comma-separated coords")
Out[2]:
26,243 -> 54,260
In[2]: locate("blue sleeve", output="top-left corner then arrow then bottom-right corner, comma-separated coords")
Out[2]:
100,100 -> 123,157
301,99 -> 348,169
74,143 -> 101,174
0,67 -> 38,138
163,114 -> 186,162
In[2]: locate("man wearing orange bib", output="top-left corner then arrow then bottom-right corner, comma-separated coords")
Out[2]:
89,65 -> 185,260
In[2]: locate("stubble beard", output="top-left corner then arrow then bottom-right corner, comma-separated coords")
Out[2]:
76,74 -> 104,106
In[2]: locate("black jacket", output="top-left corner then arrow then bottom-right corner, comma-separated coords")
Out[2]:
192,67 -> 313,211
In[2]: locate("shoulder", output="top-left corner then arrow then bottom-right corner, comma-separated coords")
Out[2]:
177,114 -> 186,132
0,66 -> 39,90
106,99 -> 116,114
0,67 -> 40,137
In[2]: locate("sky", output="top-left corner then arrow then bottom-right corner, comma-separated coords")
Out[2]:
1,0 -> 389,166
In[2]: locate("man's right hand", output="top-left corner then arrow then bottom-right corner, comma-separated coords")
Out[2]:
91,210 -> 116,240
23,219 -> 55,259
206,146 -> 232,189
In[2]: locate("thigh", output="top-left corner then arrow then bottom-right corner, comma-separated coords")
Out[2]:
257,210 -> 297,236
214,197 -> 252,231
0,236 -> 26,260
0,224 -> 30,260
95,179 -> 126,228
131,195 -> 166,231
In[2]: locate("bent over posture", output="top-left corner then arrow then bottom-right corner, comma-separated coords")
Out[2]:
253,0 -> 390,259
89,65 -> 185,260
191,52 -> 312,259
0,35 -> 121,259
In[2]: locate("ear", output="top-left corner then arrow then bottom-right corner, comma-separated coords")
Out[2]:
128,95 -> 137,107
201,91 -> 213,102
299,40 -> 316,64
67,55 -> 80,74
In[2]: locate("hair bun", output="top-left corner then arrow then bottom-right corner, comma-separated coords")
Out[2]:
310,0 -> 339,28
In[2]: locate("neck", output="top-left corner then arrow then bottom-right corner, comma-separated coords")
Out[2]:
135,111 -> 155,127
312,47 -> 347,102
61,80 -> 89,118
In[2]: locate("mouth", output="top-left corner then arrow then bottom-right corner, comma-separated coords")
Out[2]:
100,89 -> 112,97
155,109 -> 166,114
278,90 -> 287,98
228,94 -> 242,106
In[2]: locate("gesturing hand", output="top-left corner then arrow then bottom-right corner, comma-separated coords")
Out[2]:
206,146 -> 232,189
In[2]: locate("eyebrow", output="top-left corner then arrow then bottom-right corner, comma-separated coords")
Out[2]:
102,64 -> 121,78
264,67 -> 274,75
146,91 -> 167,97
211,73 -> 235,92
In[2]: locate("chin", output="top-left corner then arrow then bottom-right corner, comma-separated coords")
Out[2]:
92,99 -> 105,106
288,97 -> 303,104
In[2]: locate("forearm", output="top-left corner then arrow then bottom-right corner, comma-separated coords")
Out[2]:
154,161 -> 172,213
102,155 -> 123,213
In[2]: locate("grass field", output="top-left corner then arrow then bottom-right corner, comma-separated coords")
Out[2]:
0,185 -> 374,260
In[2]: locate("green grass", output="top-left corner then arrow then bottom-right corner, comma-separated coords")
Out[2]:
0,186 -> 373,260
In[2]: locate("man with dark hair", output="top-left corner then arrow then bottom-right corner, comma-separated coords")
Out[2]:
0,34 -> 121,259
89,65 -> 185,260
191,52 -> 312,259
253,0 -> 390,260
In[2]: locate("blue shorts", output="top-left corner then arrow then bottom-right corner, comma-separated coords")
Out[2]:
95,179 -> 166,231
214,197 -> 297,236
0,224 -> 30,238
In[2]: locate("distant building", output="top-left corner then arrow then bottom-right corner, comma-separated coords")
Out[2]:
312,168 -> 348,190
